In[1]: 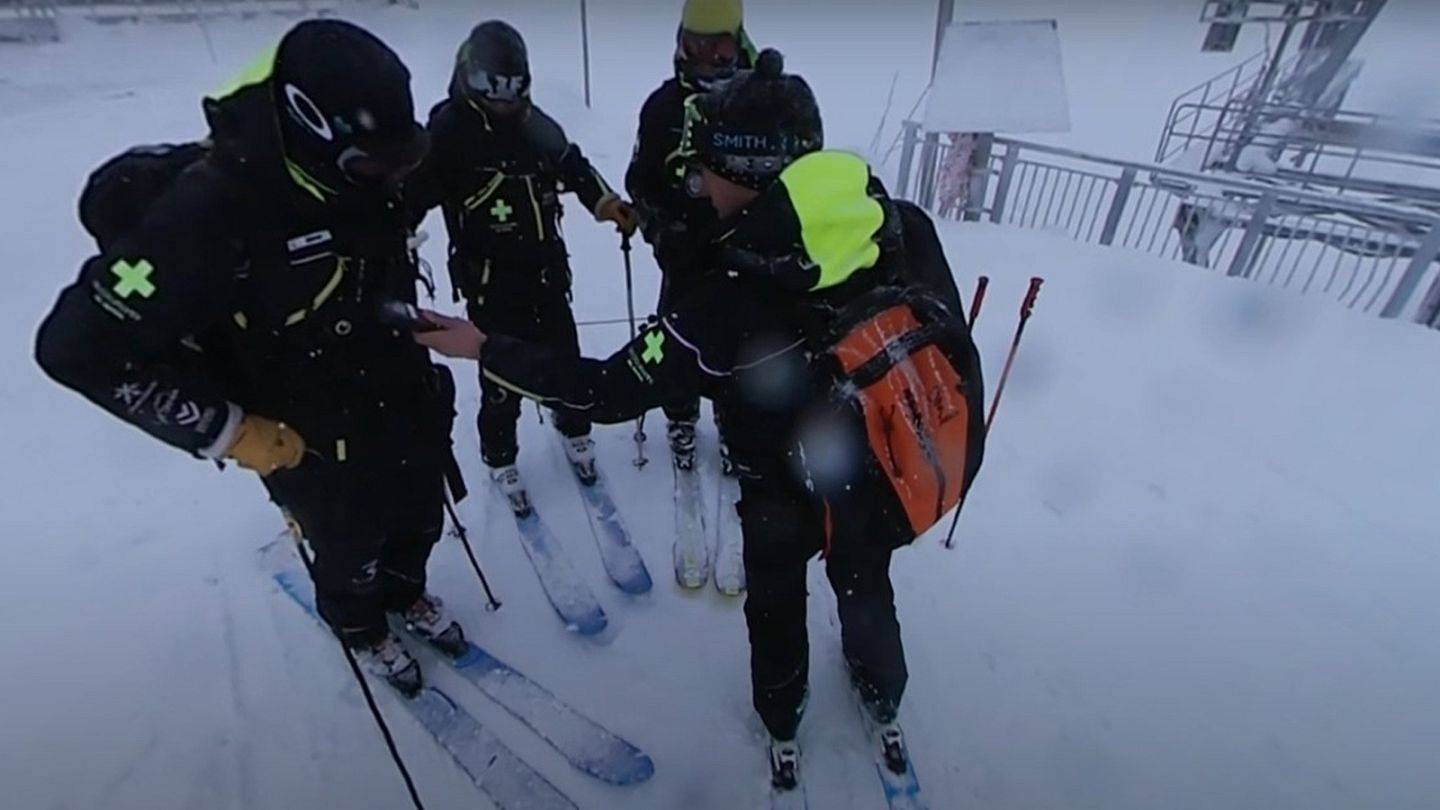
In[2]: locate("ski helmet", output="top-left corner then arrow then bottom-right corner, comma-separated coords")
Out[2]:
271,19 -> 427,197
676,0 -> 746,89
454,21 -> 532,117
691,49 -> 822,191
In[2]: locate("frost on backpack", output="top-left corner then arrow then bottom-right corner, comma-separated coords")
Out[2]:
799,284 -> 986,550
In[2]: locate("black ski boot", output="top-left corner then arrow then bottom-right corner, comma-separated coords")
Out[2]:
667,419 -> 697,471
768,737 -> 801,790
876,722 -> 909,775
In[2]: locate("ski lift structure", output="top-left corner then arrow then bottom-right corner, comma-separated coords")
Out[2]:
1163,1 -> 1440,272
896,0 -> 1440,328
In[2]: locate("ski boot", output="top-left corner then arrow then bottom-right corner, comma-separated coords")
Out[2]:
875,720 -> 909,775
667,419 -> 697,472
564,435 -> 598,486
768,737 -> 801,791
356,632 -> 423,698
399,592 -> 467,659
490,464 -> 532,517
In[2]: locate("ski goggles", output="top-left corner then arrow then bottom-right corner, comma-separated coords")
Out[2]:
464,68 -> 531,104
681,31 -> 740,70
337,127 -> 430,185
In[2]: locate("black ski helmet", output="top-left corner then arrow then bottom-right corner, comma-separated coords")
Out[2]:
271,19 -> 427,197
454,21 -> 532,115
692,49 -> 822,190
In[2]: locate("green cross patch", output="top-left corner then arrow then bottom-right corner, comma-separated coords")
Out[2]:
490,199 -> 514,223
641,329 -> 666,365
110,259 -> 156,299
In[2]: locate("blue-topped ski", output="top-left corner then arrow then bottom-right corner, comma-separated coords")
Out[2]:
505,493 -> 609,635
855,699 -> 927,810
551,436 -> 652,595
395,620 -> 655,786
271,564 -> 578,810
571,473 -> 653,594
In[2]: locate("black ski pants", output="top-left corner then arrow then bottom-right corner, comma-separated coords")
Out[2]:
738,480 -> 908,741
266,449 -> 446,650
468,289 -> 590,468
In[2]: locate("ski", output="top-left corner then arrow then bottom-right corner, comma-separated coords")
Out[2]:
771,782 -> 811,810
672,463 -> 711,588
552,438 -> 652,595
712,469 -> 745,595
509,505 -> 609,635
571,472 -> 653,594
271,564 -> 577,810
394,620 -> 656,786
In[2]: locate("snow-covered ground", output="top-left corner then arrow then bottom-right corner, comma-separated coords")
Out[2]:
3,2 -> 1440,809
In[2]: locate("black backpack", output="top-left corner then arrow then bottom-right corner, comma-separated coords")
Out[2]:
78,141 -> 211,252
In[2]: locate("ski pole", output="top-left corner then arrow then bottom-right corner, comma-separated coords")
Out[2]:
287,532 -> 428,810
986,276 -> 1044,431
620,233 -> 649,468
944,276 -> 1044,550
443,495 -> 501,611
968,275 -> 990,327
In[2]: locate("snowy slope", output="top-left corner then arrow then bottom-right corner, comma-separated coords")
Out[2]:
3,3 -> 1440,809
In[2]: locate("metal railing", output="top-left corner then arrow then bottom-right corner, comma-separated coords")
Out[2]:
1160,99 -> 1440,209
896,121 -> 1440,327
0,0 -> 60,41
1156,48 -> 1276,165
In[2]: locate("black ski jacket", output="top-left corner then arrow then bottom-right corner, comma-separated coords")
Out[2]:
482,151 -> 966,489
34,64 -> 445,467
405,95 -> 618,307
624,77 -> 720,274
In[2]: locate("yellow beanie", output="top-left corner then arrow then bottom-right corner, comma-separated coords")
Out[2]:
681,0 -> 743,35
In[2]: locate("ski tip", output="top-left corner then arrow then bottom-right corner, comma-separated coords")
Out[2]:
568,612 -> 609,636
617,575 -> 654,596
610,754 -> 657,786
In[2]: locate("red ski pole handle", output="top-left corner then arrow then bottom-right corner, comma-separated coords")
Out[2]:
1019,276 -> 1044,320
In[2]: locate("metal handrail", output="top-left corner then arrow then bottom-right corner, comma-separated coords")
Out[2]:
895,123 -> 1440,325
993,136 -> 1440,227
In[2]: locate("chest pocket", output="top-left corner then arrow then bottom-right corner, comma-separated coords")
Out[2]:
460,169 -> 560,243
230,229 -> 368,352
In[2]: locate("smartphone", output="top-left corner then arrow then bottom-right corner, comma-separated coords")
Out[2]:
378,300 -> 441,332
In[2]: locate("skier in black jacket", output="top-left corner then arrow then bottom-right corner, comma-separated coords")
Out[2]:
624,0 -> 757,468
414,51 -> 985,790
405,20 -> 638,513
33,20 -> 465,696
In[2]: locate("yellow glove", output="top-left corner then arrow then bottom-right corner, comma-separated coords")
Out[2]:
597,197 -> 640,237
227,415 -> 306,476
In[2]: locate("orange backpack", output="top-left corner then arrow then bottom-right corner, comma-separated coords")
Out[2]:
799,284 -> 986,549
